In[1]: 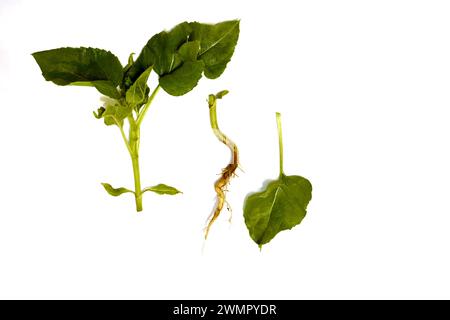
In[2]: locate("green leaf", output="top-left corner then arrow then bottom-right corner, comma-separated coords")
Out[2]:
243,174 -> 312,247
102,101 -> 133,126
32,47 -> 123,98
159,61 -> 204,96
243,112 -> 312,248
126,66 -> 152,107
126,22 -> 192,84
149,21 -> 192,75
190,20 -> 240,79
142,184 -> 182,195
125,20 -> 239,96
101,183 -> 134,196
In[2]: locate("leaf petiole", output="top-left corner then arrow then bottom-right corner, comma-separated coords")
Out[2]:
127,115 -> 142,211
276,112 -> 284,176
119,124 -> 133,156
137,84 -> 160,126
131,151 -> 142,211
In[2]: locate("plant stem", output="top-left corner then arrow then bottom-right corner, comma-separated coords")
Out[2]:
116,85 -> 161,212
131,152 -> 142,211
209,96 -> 238,164
128,116 -> 142,211
209,98 -> 219,131
276,112 -> 284,176
115,85 -> 161,212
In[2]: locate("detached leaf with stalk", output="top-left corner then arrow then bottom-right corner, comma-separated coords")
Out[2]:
32,20 -> 240,212
243,113 -> 312,248
205,90 -> 239,238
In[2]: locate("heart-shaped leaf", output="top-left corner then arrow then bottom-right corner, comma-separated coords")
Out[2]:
244,174 -> 312,247
243,113 -> 312,248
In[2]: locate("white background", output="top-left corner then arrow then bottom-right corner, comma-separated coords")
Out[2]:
0,0 -> 450,299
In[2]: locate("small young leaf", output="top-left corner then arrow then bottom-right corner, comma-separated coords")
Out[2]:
208,90 -> 229,107
123,53 -> 135,73
126,66 -> 152,107
123,46 -> 153,89
190,20 -> 240,79
93,107 -> 105,119
121,53 -> 135,88
102,102 -> 133,126
215,90 -> 229,99
142,184 -> 182,195
101,183 -> 134,196
32,47 -> 123,98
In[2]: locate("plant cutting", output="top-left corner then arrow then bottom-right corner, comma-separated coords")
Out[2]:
243,113 -> 312,248
32,20 -> 240,212
205,90 -> 239,238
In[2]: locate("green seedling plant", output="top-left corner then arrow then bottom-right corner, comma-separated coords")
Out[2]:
243,113 -> 312,248
33,20 -> 240,212
205,90 -> 239,238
